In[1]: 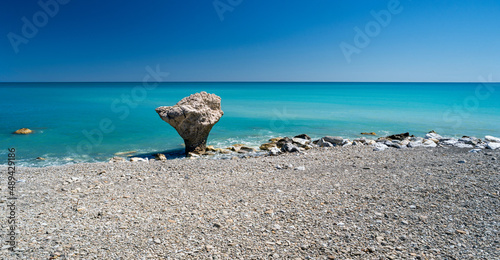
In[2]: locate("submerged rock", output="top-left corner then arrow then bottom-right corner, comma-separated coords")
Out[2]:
155,92 -> 224,156
13,128 -> 33,134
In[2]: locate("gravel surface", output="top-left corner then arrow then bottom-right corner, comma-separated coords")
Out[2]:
1,146 -> 499,259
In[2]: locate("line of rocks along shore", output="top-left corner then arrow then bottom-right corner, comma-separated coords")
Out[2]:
112,131 -> 500,163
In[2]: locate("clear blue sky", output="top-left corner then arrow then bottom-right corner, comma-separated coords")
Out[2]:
1,0 -> 499,82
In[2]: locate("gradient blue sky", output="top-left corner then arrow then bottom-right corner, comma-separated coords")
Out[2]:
1,0 -> 499,82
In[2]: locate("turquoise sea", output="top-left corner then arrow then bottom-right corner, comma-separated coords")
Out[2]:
1,82 -> 499,167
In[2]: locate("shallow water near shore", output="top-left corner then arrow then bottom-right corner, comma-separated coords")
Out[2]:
1,82 -> 499,167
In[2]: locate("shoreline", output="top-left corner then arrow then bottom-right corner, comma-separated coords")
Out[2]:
1,145 -> 498,259
8,131 -> 500,168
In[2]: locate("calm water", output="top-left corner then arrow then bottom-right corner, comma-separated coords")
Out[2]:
1,82 -> 499,167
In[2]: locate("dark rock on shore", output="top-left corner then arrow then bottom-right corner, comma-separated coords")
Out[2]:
386,132 -> 412,141
294,134 -> 311,140
281,143 -> 300,153
276,137 -> 292,148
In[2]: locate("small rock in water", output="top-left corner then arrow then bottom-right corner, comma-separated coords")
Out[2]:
13,128 -> 33,134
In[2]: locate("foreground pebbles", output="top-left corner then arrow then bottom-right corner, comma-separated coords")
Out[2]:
0,146 -> 499,259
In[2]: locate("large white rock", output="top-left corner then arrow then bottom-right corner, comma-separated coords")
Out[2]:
156,92 -> 224,155
423,139 -> 437,147
425,132 -> 443,140
487,142 -> 500,150
485,135 -> 500,143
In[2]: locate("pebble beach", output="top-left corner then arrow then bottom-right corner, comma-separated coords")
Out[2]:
1,144 -> 499,259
